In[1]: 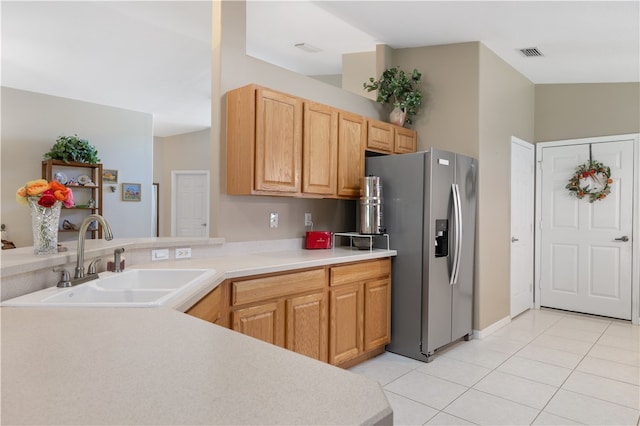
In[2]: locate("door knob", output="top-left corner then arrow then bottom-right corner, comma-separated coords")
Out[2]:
511,237 -> 519,242
614,236 -> 629,242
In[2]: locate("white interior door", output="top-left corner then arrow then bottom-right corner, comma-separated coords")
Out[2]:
539,140 -> 634,319
510,137 -> 535,317
172,171 -> 210,237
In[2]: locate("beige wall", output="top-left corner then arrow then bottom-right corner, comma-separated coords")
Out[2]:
343,51 -> 376,100
477,44 -> 535,329
213,1 -> 381,242
392,43 -> 535,330
1,87 -> 154,247
394,42 -> 481,157
535,83 -> 640,142
153,129 -> 211,237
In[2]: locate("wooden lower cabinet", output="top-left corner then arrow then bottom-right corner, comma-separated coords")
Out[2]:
232,300 -> 285,347
186,258 -> 391,368
230,268 -> 328,362
329,259 -> 391,366
364,278 -> 391,351
286,292 -> 328,362
329,283 -> 363,365
186,283 -> 229,328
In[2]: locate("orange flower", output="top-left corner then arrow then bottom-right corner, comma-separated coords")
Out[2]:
25,179 -> 50,196
15,187 -> 28,206
607,178 -> 613,184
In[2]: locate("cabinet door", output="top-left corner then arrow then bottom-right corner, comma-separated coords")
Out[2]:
232,300 -> 285,347
337,112 -> 366,198
394,127 -> 417,154
366,120 -> 394,153
286,292 -> 328,362
364,278 -> 391,351
329,283 -> 363,365
303,102 -> 337,196
186,283 -> 228,327
255,87 -> 302,194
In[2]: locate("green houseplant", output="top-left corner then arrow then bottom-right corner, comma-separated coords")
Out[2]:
363,67 -> 423,126
44,134 -> 100,164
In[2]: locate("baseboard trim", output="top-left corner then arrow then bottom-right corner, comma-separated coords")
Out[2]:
473,315 -> 511,340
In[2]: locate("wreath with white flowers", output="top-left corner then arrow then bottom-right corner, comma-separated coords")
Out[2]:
566,160 -> 613,203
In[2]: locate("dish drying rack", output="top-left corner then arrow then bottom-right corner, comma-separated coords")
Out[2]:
333,232 -> 390,251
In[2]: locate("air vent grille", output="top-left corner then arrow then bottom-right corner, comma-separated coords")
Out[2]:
519,47 -> 543,57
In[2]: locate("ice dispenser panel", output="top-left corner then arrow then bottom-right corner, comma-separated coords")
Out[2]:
435,219 -> 448,257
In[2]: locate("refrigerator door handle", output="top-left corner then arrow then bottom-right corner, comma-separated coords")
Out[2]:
450,183 -> 463,285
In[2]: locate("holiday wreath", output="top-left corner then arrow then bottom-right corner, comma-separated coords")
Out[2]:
566,160 -> 613,203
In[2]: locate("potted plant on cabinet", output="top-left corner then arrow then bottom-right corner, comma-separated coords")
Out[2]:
44,134 -> 100,164
363,67 -> 423,126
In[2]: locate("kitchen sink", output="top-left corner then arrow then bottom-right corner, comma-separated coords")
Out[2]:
93,269 -> 211,291
2,268 -> 217,308
43,285 -> 172,304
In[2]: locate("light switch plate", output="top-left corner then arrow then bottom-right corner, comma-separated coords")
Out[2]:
151,249 -> 169,261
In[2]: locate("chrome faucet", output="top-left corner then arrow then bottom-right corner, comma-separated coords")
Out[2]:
73,214 -> 114,282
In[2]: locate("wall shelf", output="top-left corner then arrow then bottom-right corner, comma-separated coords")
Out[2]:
42,160 -> 103,240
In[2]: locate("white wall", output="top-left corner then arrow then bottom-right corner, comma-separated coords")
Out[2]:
1,87 -> 154,247
153,129 -> 211,237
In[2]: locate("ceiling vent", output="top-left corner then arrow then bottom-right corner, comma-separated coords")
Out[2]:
294,43 -> 322,53
519,47 -> 544,57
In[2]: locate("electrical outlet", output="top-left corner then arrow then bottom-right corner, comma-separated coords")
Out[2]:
269,212 -> 279,228
175,247 -> 192,259
151,249 -> 169,261
304,212 -> 312,227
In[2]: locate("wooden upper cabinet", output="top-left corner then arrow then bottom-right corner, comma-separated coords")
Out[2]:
367,119 -> 417,154
337,112 -> 366,198
226,85 -> 302,196
366,120 -> 394,153
255,87 -> 303,194
303,102 -> 338,196
394,127 -> 417,154
227,84 -> 417,199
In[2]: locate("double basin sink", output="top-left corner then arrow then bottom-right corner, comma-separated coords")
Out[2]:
2,268 -> 217,308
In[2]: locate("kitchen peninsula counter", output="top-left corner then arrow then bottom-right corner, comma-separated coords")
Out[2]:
1,238 -> 396,425
2,307 -> 392,425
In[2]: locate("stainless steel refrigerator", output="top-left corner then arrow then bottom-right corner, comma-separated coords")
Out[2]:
366,149 -> 477,362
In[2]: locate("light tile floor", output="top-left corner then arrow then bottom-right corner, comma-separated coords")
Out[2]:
348,309 -> 640,425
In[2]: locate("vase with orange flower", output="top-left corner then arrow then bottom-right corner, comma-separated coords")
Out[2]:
16,179 -> 74,254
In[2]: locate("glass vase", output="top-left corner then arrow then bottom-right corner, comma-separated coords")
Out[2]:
28,198 -> 62,255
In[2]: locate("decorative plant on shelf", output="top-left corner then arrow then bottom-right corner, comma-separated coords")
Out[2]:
44,134 -> 100,164
363,67 -> 423,126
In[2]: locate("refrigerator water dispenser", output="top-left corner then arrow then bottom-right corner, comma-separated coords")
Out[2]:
435,219 -> 449,257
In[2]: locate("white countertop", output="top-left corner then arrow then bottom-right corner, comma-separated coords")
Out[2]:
1,239 -> 396,425
2,307 -> 392,425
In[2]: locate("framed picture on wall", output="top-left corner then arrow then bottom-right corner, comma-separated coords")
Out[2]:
103,169 -> 118,183
122,183 -> 141,201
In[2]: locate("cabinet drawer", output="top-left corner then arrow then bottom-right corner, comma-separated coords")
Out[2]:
232,268 -> 326,306
330,259 -> 391,287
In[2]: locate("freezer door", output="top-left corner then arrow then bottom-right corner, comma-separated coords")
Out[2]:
422,149 -> 456,355
451,154 -> 477,341
366,153 -> 426,360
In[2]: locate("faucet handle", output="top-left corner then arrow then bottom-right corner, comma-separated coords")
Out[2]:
53,267 -> 71,288
87,258 -> 102,275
